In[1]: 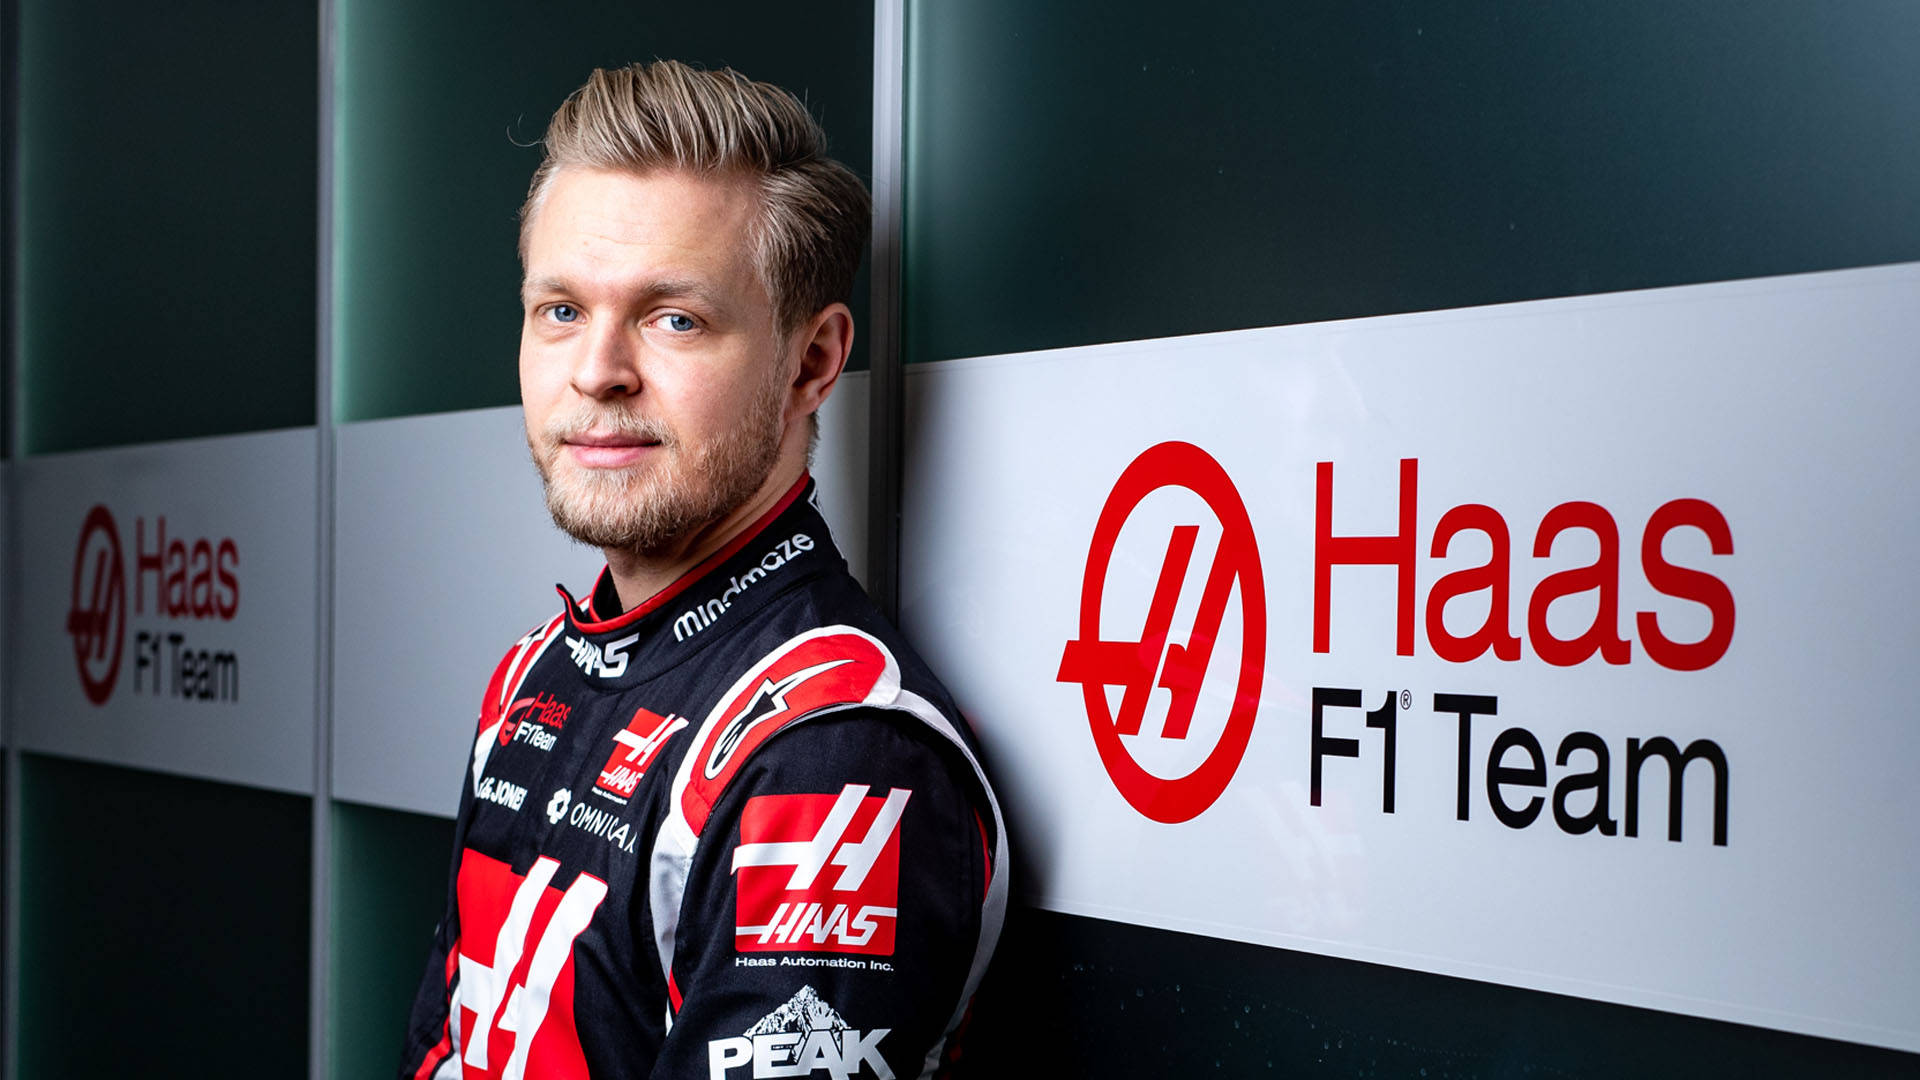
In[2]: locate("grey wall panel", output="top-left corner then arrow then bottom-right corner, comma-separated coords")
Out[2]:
331,406 -> 598,817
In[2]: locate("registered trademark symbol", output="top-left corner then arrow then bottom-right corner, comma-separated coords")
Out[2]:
1401,689 -> 1413,710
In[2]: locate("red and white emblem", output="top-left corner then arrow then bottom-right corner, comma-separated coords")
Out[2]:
681,632 -> 893,835
446,852 -> 607,1079
732,784 -> 910,955
594,706 -> 688,800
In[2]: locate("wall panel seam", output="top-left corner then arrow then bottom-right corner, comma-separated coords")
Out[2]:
867,0 -> 906,619
308,1 -> 338,1076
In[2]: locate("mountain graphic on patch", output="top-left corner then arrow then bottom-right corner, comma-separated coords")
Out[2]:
745,985 -> 848,1036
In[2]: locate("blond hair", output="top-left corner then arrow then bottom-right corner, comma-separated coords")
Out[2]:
520,61 -> 870,333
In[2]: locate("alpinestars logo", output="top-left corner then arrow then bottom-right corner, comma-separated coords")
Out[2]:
593,707 -> 689,803
733,784 -> 909,955
704,660 -> 854,780
707,985 -> 892,1080
567,631 -> 638,678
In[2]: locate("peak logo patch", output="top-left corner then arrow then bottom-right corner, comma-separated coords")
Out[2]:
707,985 -> 891,1080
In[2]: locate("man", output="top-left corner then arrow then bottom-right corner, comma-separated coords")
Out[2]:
400,62 -> 1007,1080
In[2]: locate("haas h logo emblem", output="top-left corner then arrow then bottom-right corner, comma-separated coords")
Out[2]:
1058,442 -> 1267,824
67,505 -> 127,705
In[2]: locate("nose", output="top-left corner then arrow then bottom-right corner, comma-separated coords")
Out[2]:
571,318 -> 642,400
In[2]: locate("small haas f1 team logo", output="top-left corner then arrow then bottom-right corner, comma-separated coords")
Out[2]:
67,505 -> 127,705
1058,442 -> 1267,823
595,707 -> 689,801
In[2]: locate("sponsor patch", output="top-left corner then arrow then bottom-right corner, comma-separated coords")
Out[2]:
476,776 -> 528,812
593,706 -> 689,803
500,690 -> 572,752
680,631 -> 894,836
673,532 -> 814,642
733,785 -> 910,955
567,631 -> 638,678
706,985 -> 891,1080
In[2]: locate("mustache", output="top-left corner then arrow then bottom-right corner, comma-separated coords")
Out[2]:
541,405 -> 673,445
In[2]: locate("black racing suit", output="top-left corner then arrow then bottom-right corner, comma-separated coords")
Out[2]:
400,477 -> 1007,1080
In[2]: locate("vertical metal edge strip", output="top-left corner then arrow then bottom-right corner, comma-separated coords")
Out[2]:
867,0 -> 906,620
309,0 -> 337,1075
2,0 -> 22,1073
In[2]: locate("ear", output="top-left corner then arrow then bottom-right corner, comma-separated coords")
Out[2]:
787,302 -> 854,419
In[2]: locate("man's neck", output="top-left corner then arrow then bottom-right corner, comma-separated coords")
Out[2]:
600,463 -> 805,615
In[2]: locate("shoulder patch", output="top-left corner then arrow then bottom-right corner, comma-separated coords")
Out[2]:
677,628 -> 899,836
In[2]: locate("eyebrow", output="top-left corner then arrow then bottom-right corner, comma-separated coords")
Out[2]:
519,274 -> 726,311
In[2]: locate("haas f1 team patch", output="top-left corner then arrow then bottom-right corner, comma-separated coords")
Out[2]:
733,785 -> 911,955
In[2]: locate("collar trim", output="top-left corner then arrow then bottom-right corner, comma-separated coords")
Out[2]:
558,472 -> 812,635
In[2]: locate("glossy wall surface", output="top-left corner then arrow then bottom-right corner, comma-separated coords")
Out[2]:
904,1 -> 1920,362
16,756 -> 311,1072
16,0 -> 315,452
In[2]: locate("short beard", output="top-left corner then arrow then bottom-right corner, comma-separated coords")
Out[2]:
528,377 -> 786,556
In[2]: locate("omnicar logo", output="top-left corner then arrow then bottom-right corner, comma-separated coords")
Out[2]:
1062,447 -> 1738,847
1057,442 -> 1266,824
65,505 -> 241,705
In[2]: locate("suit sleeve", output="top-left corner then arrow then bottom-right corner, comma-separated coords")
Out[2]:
649,708 -> 994,1080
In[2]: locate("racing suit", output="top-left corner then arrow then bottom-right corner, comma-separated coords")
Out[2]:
399,476 -> 1008,1080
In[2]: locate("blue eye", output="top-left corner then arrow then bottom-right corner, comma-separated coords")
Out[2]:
549,304 -> 580,323
663,314 -> 696,332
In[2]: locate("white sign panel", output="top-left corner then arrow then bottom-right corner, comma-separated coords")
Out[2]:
900,263 -> 1920,1050
333,375 -> 868,818
10,429 -> 320,794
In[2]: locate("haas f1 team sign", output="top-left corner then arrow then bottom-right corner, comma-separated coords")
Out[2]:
14,430 -> 319,794
899,263 -> 1920,1053
68,504 -> 242,706
1059,446 -> 1734,842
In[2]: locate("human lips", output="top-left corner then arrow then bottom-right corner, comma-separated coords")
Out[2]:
564,430 -> 663,468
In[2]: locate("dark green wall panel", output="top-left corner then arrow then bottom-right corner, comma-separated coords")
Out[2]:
333,0 -> 874,424
904,1 -> 1920,363
17,0 -> 315,452
962,908 -> 1920,1077
17,754 -> 310,1075
328,800 -> 456,1080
